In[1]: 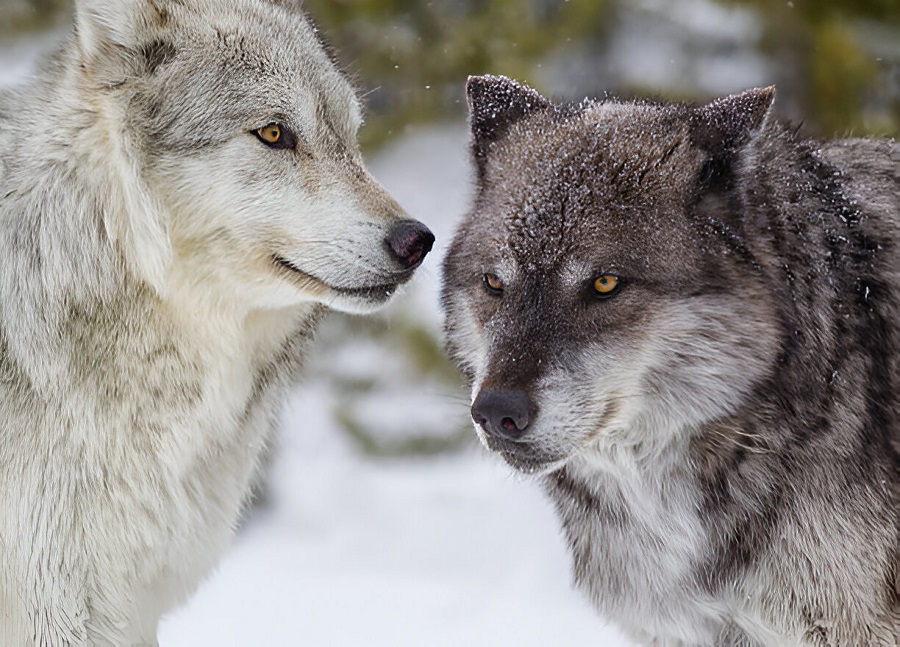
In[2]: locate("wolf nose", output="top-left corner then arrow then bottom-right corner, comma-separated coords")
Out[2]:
387,220 -> 435,270
471,389 -> 536,440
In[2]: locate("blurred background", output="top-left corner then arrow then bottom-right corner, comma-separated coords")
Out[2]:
3,0 -> 898,142
1,1 -> 897,645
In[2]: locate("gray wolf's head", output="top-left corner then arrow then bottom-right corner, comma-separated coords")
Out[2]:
443,76 -> 783,473
73,0 -> 432,312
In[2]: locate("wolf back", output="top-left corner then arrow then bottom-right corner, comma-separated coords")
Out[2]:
442,75 -> 898,645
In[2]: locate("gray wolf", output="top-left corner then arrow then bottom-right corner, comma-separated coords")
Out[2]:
442,75 -> 898,645
0,1 -> 433,644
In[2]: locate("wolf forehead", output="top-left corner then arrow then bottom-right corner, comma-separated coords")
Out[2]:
470,101 -> 704,268
107,0 -> 360,149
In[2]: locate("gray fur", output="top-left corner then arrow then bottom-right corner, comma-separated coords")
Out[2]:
443,75 -> 899,646
0,1 -> 431,645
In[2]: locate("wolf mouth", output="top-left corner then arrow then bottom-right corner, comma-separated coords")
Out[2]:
272,255 -> 406,300
483,434 -> 569,475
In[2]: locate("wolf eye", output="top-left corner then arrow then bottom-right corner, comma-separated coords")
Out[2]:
483,273 -> 504,295
254,122 -> 297,150
592,274 -> 620,299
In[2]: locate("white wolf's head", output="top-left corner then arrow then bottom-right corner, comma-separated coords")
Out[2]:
73,0 -> 433,313
443,76 -> 784,474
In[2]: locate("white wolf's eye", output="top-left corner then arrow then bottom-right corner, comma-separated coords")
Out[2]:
483,273 -> 504,295
254,122 -> 297,150
592,274 -> 620,299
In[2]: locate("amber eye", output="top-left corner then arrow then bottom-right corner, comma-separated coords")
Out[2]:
254,122 -> 297,150
258,124 -> 281,143
593,274 -> 620,299
483,273 -> 504,295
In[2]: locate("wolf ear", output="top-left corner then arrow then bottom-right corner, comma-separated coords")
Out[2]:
691,87 -> 775,156
75,0 -> 172,84
74,0 -> 174,291
690,86 -> 775,188
467,75 -> 552,178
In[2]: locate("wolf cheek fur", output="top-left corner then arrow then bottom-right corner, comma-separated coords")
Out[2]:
442,75 -> 899,645
0,1 -> 433,645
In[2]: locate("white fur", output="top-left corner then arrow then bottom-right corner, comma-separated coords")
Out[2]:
0,2 -> 429,644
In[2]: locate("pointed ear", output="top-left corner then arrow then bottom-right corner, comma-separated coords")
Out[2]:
691,86 -> 775,155
74,0 -> 174,289
690,87 -> 775,190
75,0 -> 172,84
466,75 -> 552,177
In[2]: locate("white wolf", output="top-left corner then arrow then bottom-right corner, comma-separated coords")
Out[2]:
0,1 -> 433,645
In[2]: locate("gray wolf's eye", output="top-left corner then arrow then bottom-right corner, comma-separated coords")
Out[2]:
592,274 -> 621,300
254,123 -> 298,150
483,273 -> 504,295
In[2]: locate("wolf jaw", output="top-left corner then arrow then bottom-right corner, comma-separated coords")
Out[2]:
271,253 -> 415,311
443,75 -> 899,644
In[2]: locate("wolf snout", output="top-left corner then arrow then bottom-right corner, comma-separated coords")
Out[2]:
386,220 -> 435,270
471,388 -> 537,440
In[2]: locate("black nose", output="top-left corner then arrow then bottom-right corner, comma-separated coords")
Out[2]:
387,220 -> 435,270
471,389 -> 536,440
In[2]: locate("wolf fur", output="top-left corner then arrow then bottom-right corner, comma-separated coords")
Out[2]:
442,75 -> 899,646
0,2 -> 433,645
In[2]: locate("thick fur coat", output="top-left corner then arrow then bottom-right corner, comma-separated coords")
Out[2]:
0,1 -> 432,645
442,75 -> 899,645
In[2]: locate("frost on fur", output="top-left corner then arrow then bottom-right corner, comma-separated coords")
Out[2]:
466,75 -> 552,180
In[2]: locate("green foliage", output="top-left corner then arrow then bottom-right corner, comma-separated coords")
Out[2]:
811,19 -> 881,135
303,0 -> 612,148
0,0 -> 69,33
306,0 -> 897,143
717,0 -> 898,137
729,0 -> 899,23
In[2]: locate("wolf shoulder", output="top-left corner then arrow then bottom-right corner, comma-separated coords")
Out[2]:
817,135 -> 900,319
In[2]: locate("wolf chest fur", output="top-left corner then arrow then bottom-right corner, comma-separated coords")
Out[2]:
442,75 -> 899,645
0,1 -> 433,645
